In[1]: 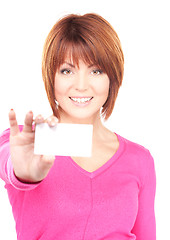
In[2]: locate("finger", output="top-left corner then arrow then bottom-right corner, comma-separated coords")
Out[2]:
46,116 -> 59,127
9,109 -> 19,136
34,114 -> 44,124
23,111 -> 34,133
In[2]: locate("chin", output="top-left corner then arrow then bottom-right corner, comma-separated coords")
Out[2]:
60,111 -> 99,123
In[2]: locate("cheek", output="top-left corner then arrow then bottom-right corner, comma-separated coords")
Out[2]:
54,78 -> 70,97
94,77 -> 110,97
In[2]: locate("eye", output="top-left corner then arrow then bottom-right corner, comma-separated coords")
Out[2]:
91,69 -> 103,75
60,69 -> 73,75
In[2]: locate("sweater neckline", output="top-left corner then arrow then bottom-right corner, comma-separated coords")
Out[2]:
67,133 -> 125,179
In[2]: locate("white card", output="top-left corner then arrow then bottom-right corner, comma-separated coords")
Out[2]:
34,123 -> 93,157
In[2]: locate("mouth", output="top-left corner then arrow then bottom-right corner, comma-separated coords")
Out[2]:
69,97 -> 93,104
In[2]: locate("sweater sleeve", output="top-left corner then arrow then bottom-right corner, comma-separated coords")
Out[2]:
0,128 -> 40,191
132,151 -> 156,240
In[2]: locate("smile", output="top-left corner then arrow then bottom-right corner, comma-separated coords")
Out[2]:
69,97 -> 93,103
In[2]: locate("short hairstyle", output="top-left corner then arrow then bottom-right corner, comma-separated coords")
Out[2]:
42,13 -> 124,120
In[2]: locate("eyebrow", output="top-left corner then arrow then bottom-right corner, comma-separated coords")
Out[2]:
64,62 -> 75,68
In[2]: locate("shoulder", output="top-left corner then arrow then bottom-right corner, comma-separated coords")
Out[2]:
117,133 -> 155,173
118,134 -> 152,159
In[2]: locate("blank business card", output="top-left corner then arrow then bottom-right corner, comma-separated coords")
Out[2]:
34,123 -> 93,157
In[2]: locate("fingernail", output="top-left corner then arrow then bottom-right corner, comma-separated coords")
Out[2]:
37,115 -> 43,120
50,120 -> 57,126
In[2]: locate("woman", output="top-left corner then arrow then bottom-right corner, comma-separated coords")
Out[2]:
0,13 -> 156,239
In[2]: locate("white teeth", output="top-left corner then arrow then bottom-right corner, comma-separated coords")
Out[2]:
70,97 -> 92,103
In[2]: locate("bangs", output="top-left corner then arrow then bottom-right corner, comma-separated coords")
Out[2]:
55,38 -> 104,70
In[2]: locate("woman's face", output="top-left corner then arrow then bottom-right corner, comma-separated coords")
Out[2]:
54,59 -> 110,123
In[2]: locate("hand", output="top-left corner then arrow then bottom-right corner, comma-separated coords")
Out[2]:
9,109 -> 58,183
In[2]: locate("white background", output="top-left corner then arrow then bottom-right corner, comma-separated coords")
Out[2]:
0,0 -> 169,239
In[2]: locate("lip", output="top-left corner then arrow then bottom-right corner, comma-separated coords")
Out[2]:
69,96 -> 93,98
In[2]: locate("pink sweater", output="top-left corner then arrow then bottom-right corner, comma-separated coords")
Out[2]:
0,127 -> 156,240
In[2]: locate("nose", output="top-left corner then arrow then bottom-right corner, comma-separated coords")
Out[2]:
74,73 -> 89,92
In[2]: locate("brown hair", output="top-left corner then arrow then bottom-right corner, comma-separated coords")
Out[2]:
42,13 -> 124,120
